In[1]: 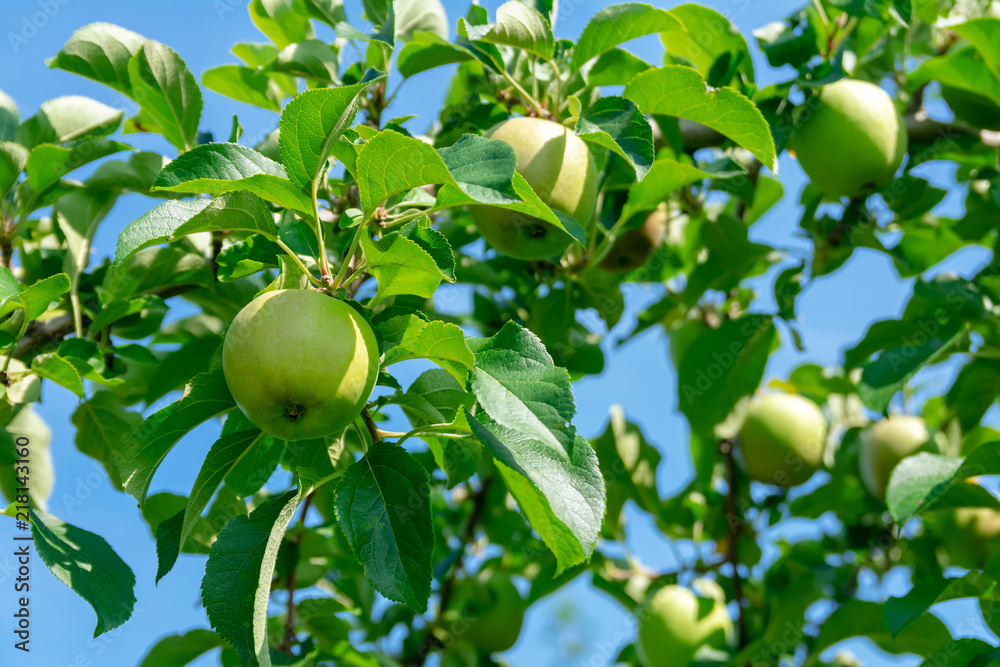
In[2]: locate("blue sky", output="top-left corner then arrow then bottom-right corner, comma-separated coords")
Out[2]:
0,0 -> 994,665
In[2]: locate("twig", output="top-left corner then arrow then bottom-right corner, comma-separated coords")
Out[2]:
280,492 -> 314,654
409,477 -> 493,666
719,438 -> 748,652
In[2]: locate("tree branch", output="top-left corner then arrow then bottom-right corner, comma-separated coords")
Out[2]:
408,476 -> 493,666
719,438 -> 749,653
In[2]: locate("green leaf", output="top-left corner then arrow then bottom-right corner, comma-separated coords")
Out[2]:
356,129 -> 453,214
120,362 -> 235,506
16,96 -> 124,148
391,369 -> 479,487
270,40 -> 339,82
180,428 -> 264,558
86,151 -> 172,195
49,22 -> 146,96
591,405 -> 661,536
71,392 -> 143,492
0,141 -> 27,198
908,48 -> 1000,107
395,0 -> 449,42
279,69 -> 386,193
380,315 -> 475,384
618,158 -> 725,223
886,443 -> 1000,524
946,358 -> 1000,432
858,325 -> 964,413
573,3 -> 685,69
0,89 -> 17,143
114,191 -> 276,267
250,0 -> 313,49
0,272 -> 70,320
675,315 -> 777,436
574,96 -> 653,181
951,18 -> 1000,80
360,230 -> 454,303
586,49 -> 651,87
661,4 -> 754,85
883,571 -> 995,638
225,434 -> 285,497
814,600 -> 951,656
468,414 -> 604,573
30,507 -> 136,636
217,234 -> 281,282
397,31 -> 473,78
467,321 -> 577,454
885,453 -> 964,524
335,442 -> 434,612
202,65 -> 281,112
294,0 -> 347,28
128,41 -> 203,152
202,484 -> 306,667
104,246 -> 210,302
56,188 -> 118,283
459,1 -> 554,60
137,629 -> 224,667
625,66 -> 777,173
26,139 -> 130,192
152,143 -> 313,217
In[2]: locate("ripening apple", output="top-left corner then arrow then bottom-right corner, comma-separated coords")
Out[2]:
222,289 -> 379,441
637,579 -> 733,667
470,117 -> 597,261
599,205 -> 668,271
451,574 -> 524,653
859,415 -> 928,500
738,393 -> 826,487
791,79 -> 907,198
926,508 -> 1000,570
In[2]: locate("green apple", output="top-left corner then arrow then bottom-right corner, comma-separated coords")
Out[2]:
637,579 -> 733,667
927,508 -> 1000,570
859,415 -> 928,500
791,79 -> 907,198
599,205 -> 668,271
0,405 -> 53,510
222,289 -> 379,441
470,117 -> 597,260
738,393 -> 826,487
451,574 -> 524,653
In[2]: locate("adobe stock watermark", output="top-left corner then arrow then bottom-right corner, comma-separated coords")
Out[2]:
8,0 -> 74,54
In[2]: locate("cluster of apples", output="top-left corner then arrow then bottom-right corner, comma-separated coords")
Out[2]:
212,77 -> 953,666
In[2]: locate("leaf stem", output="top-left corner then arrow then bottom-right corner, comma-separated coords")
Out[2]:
330,223 -> 367,291
811,0 -> 829,27
502,70 -> 548,117
545,58 -> 563,120
274,238 -> 324,288
311,183 -> 333,281
2,313 -> 30,377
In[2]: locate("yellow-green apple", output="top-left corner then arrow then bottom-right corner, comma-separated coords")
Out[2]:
859,415 -> 928,500
738,393 -> 826,487
222,289 -> 379,441
471,117 -> 597,260
637,579 -> 733,667
791,79 -> 907,197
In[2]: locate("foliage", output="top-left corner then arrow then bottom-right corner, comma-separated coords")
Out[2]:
4,0 -> 1000,665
